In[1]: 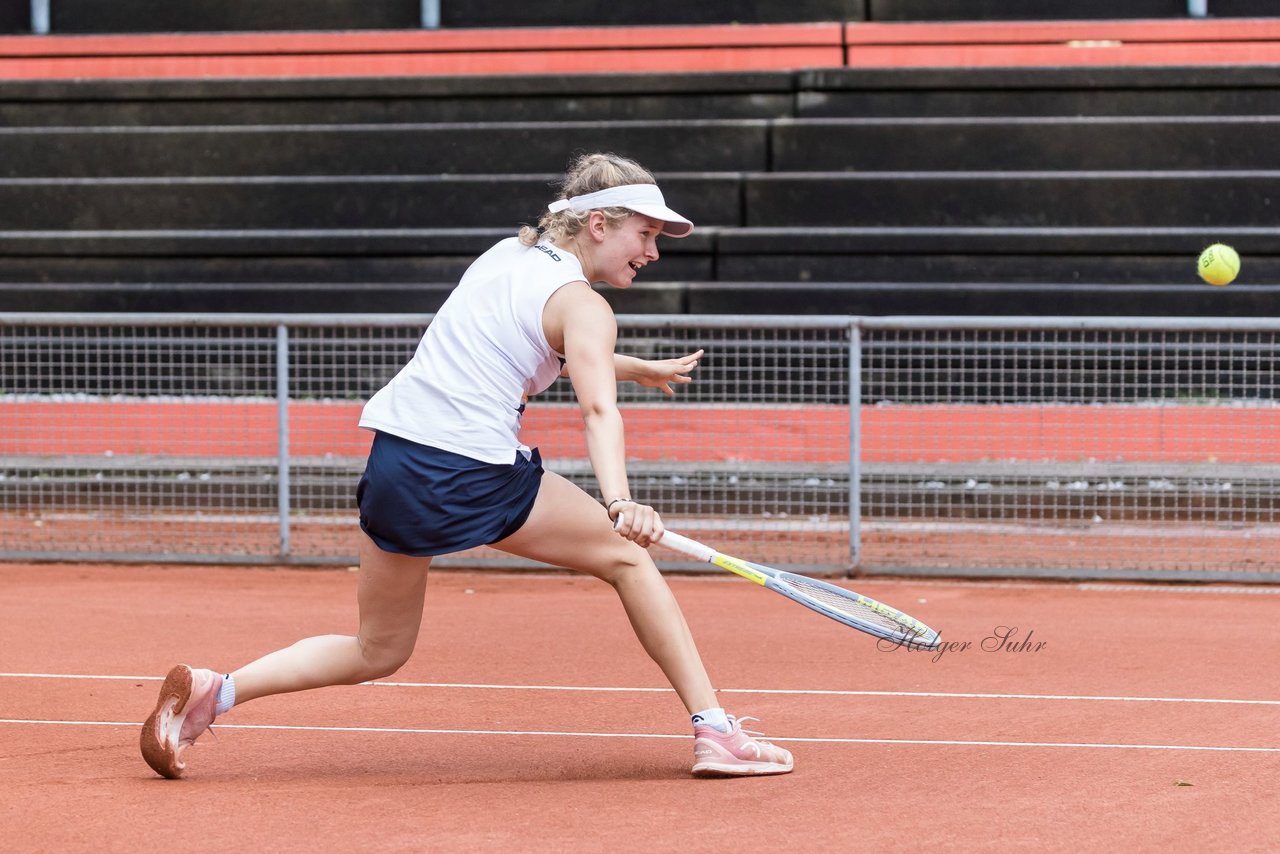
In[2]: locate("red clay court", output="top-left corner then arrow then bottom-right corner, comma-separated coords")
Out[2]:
2,561 -> 1277,850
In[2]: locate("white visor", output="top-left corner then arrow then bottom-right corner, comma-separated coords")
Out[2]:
547,183 -> 694,238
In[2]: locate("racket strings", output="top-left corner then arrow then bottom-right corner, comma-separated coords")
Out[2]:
777,576 -> 918,636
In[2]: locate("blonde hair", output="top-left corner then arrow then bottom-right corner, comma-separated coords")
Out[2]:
518,152 -> 657,247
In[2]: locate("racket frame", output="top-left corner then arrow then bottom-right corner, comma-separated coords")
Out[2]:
659,530 -> 940,650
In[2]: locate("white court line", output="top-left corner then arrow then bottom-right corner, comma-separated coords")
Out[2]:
875,577 -> 1280,594
3,672 -> 1279,707
1072,582 -> 1280,595
0,718 -> 1276,753
372,681 -> 1280,707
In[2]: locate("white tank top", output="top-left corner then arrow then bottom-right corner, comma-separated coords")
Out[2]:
359,237 -> 582,464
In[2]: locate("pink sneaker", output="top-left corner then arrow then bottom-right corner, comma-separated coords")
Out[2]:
140,665 -> 223,779
692,716 -> 794,777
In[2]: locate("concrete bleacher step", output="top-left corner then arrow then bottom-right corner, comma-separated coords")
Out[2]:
0,227 -> 714,291
710,227 -> 1280,287
0,279 -> 1272,317
0,23 -> 848,79
5,116 -> 1278,178
744,171 -> 1280,228
7,65 -> 1280,129
1,225 -> 1274,315
0,173 -> 740,230
0,280 -> 688,314
1,283 -> 1272,318
2,225 -> 1272,273
772,116 -> 1280,171
0,121 -> 771,178
0,73 -> 798,126
4,171 -> 1275,231
686,281 -> 1279,316
9,18 -> 1279,79
797,66 -> 1280,117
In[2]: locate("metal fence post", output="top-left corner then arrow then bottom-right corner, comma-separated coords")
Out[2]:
276,323 -> 291,558
421,0 -> 441,28
30,0 -> 50,34
848,319 -> 862,575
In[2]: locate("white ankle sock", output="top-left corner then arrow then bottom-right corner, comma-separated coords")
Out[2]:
215,673 -> 236,715
691,707 -> 731,733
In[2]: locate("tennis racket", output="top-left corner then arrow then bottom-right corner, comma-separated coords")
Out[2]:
658,529 -> 940,650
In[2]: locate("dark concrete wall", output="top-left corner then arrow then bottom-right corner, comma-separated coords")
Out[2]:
0,0 -> 27,33
50,0 -> 420,33
868,0 -> 1186,20
34,0 -> 1272,32
443,0 -> 868,27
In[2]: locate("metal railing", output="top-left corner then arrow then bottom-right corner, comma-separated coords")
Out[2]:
2,312 -> 1278,582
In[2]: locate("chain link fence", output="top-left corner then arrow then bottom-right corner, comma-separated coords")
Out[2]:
2,313 -> 1278,581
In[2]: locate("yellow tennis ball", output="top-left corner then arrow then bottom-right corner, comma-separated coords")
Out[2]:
1198,243 -> 1240,286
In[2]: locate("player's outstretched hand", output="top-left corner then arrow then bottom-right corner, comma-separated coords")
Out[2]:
635,349 -> 703,397
609,500 -> 664,548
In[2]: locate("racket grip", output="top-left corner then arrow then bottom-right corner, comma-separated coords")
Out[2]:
612,514 -> 716,564
656,530 -> 716,563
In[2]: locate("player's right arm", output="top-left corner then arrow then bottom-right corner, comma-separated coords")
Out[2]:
543,282 -> 663,546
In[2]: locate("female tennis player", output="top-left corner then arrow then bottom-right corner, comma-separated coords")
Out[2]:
141,152 -> 793,780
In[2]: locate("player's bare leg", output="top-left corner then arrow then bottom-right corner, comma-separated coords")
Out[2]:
143,533 -> 430,776
232,531 -> 431,703
492,471 -> 792,777
491,470 -> 718,714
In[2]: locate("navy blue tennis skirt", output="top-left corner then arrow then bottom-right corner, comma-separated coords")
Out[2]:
357,431 -> 544,557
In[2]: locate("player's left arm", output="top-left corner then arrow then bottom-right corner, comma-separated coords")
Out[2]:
561,350 -> 704,397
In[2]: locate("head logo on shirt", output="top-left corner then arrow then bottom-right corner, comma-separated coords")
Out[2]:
533,244 -> 562,262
